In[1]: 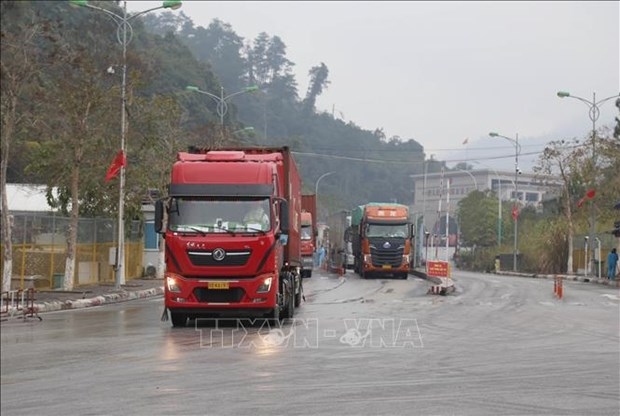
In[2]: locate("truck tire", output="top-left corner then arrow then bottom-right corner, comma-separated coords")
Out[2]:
170,311 -> 187,327
280,274 -> 295,320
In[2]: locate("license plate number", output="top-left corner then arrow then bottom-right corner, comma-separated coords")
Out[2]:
208,282 -> 229,289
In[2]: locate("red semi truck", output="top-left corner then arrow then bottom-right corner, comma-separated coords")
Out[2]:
155,147 -> 303,327
300,194 -> 317,278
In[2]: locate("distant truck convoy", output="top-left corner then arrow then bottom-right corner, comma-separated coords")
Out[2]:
155,147 -> 303,327
350,203 -> 414,279
300,194 -> 317,278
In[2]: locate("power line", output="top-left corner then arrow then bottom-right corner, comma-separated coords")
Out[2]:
292,149 -> 547,166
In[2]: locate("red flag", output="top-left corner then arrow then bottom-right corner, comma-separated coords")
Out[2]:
576,189 -> 596,208
511,204 -> 519,221
105,150 -> 126,182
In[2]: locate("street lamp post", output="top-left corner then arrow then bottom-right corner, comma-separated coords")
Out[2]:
489,132 -> 521,271
315,172 -> 335,222
186,85 -> 259,126
71,0 -> 182,288
557,90 -> 620,273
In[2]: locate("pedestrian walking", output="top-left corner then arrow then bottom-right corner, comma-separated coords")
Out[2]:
607,248 -> 618,280
318,245 -> 326,269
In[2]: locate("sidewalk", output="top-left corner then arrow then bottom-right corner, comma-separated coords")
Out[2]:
496,270 -> 620,288
2,278 -> 164,316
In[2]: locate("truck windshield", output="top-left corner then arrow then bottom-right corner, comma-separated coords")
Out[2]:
168,198 -> 271,233
366,223 -> 408,238
301,225 -> 312,241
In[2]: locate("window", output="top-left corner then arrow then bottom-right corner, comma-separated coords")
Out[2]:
144,221 -> 158,250
526,192 -> 539,202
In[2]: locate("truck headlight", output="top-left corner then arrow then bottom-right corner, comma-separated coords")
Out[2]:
364,254 -> 372,263
257,277 -> 273,293
402,254 -> 411,264
166,277 -> 181,293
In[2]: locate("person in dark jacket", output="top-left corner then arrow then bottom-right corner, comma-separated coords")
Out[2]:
607,248 -> 618,280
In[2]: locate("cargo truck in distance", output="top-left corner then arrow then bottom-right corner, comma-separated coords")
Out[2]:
154,147 -> 303,327
300,194 -> 317,278
350,203 -> 414,279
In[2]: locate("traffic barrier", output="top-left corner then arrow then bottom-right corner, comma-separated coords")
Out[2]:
428,285 -> 446,295
427,277 -> 455,296
553,275 -> 563,299
1,289 -> 42,322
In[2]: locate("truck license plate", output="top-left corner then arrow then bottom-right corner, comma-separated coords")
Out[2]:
208,282 -> 229,289
382,265 -> 392,270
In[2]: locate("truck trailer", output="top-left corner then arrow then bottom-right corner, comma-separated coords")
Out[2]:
350,203 -> 414,279
155,147 -> 303,326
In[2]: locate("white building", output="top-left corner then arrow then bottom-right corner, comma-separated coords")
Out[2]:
410,169 -> 561,234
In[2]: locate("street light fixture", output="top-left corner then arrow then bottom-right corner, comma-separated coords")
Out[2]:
489,131 -> 521,272
455,168 -> 478,191
315,172 -> 335,222
186,85 -> 259,126
557,90 -> 620,273
71,0 -> 183,288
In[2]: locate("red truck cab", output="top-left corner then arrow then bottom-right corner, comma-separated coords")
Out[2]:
155,148 -> 302,327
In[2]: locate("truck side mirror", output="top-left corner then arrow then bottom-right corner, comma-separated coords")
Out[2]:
279,200 -> 289,234
409,224 -> 415,239
155,200 -> 164,233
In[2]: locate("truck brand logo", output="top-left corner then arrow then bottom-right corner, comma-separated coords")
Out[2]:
187,242 -> 208,249
212,248 -> 226,261
383,242 -> 391,249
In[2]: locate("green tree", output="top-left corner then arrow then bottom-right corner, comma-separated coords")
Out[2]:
303,62 -> 330,114
0,3 -> 45,291
534,138 -> 585,273
27,35 -> 116,290
458,190 -> 499,247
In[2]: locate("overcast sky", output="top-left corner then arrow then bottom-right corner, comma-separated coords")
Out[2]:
130,1 -> 619,171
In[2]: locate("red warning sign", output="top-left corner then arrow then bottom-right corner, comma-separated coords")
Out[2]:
426,260 -> 451,278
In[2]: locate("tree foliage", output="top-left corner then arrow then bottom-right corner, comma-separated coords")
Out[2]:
457,190 -> 499,248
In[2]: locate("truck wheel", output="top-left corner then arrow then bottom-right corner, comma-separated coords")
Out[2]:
280,275 -> 295,320
170,311 -> 187,327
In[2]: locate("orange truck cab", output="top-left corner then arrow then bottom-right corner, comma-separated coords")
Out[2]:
351,203 -> 414,279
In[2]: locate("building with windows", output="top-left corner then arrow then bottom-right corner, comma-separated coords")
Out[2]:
409,169 -> 561,236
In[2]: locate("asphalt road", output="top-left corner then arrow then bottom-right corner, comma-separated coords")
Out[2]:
1,270 -> 619,416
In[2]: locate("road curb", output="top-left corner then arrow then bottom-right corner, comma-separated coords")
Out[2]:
496,271 -> 619,287
32,286 -> 165,314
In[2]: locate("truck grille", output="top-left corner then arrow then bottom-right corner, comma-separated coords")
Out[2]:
370,244 -> 403,267
188,250 -> 251,267
193,287 -> 245,303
